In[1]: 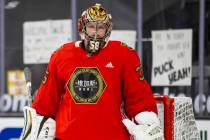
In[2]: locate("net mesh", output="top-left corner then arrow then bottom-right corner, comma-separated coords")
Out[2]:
155,96 -> 200,140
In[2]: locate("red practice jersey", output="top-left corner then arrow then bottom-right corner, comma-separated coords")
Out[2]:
32,40 -> 157,140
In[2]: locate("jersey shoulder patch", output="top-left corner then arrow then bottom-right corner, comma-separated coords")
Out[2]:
136,65 -> 144,81
120,42 -> 134,50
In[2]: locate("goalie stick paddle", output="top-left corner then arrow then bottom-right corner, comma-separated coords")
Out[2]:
24,67 -> 32,107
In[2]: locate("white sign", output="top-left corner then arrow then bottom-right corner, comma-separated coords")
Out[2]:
0,118 -> 24,131
151,29 -> 192,86
196,120 -> 210,140
110,30 -> 136,49
0,118 -> 24,140
23,19 -> 72,64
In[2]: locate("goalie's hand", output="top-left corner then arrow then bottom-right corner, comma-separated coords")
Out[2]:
20,106 -> 56,140
122,119 -> 164,140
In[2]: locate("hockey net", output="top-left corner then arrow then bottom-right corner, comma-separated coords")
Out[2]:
155,95 -> 200,140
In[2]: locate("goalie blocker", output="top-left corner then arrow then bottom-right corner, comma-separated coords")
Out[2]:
20,106 -> 56,140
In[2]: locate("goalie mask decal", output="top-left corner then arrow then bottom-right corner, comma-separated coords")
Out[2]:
67,67 -> 106,104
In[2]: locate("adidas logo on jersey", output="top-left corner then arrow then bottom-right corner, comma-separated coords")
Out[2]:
105,62 -> 114,68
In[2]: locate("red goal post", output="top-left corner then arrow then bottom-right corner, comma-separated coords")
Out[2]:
154,95 -> 200,140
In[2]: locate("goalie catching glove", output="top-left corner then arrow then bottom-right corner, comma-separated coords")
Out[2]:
123,112 -> 164,140
20,106 -> 56,140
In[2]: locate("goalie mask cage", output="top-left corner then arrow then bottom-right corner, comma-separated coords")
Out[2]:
155,95 -> 200,140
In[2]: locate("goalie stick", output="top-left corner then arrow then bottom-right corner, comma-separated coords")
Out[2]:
24,67 -> 33,106
20,67 -> 56,140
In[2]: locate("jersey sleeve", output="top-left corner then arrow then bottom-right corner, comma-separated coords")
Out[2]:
121,48 -> 157,118
32,52 -> 63,118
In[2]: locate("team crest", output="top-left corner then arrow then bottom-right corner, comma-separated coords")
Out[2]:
67,67 -> 106,104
